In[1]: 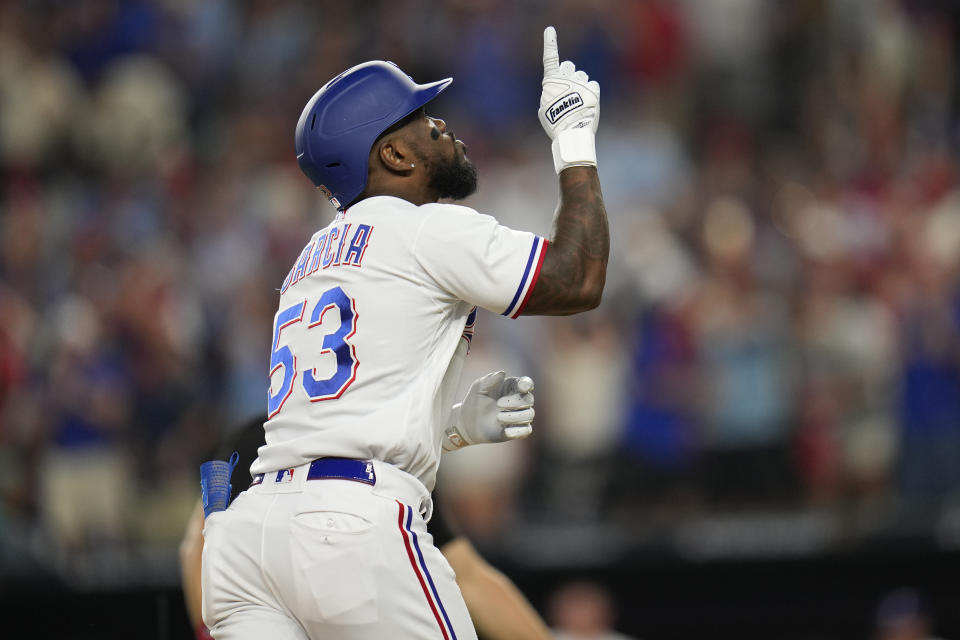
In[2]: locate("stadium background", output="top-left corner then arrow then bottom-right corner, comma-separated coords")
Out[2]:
2,0 -> 960,637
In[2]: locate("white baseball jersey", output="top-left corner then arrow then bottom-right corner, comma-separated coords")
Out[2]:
250,195 -> 547,490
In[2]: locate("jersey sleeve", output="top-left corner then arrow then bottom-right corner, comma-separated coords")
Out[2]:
413,204 -> 548,318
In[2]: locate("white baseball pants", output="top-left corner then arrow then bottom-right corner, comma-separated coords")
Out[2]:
201,459 -> 477,640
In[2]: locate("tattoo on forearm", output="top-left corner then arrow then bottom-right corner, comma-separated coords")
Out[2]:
523,167 -> 609,315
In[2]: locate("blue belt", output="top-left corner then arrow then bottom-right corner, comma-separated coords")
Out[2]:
251,458 -> 377,487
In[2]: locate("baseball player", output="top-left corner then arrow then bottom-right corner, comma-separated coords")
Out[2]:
202,25 -> 608,639
182,415 -> 552,640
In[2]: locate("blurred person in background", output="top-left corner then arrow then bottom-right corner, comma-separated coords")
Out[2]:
614,210 -> 701,519
618,300 -> 699,519
0,283 -> 38,532
548,580 -> 636,640
873,588 -> 945,640
535,315 -> 629,522
894,221 -> 960,506
39,294 -> 134,551
791,201 -> 899,507
688,193 -> 799,508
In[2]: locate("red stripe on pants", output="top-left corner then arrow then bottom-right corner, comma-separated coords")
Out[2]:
397,501 -> 449,639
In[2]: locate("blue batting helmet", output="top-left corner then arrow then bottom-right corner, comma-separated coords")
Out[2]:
295,61 -> 452,210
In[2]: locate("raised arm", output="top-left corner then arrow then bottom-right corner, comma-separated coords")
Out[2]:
522,166 -> 608,315
520,26 -> 609,316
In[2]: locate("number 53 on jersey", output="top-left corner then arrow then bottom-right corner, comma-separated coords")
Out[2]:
267,286 -> 359,418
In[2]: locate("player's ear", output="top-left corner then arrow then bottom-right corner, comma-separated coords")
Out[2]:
375,137 -> 416,175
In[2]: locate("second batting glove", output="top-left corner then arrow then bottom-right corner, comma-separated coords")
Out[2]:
538,26 -> 600,173
443,372 -> 535,451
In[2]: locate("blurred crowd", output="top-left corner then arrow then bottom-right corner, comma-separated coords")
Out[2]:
1,0 -> 960,576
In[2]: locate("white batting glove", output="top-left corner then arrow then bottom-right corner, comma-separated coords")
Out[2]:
443,372 -> 535,452
538,25 -> 600,174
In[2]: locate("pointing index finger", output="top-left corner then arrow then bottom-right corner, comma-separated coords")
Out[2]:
543,26 -> 559,74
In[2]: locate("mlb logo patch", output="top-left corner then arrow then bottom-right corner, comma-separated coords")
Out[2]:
317,184 -> 340,210
275,468 -> 295,483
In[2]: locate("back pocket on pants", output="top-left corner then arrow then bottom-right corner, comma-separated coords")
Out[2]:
289,511 -> 380,625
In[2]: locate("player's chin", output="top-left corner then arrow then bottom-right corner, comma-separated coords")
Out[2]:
431,155 -> 478,201
441,181 -> 478,201
452,160 -> 479,200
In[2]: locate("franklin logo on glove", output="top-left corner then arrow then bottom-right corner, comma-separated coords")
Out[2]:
546,92 -> 583,124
